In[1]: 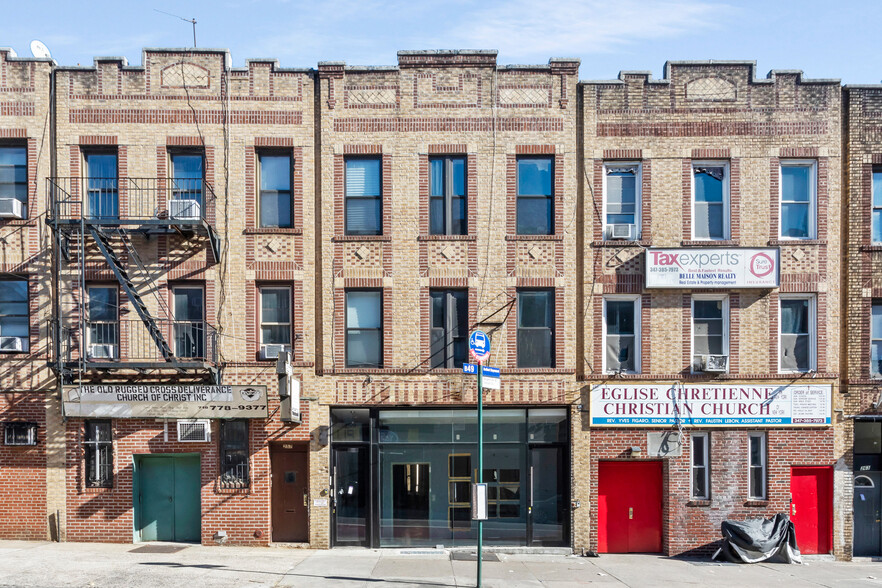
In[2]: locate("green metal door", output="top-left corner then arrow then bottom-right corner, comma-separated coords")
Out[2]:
136,455 -> 201,542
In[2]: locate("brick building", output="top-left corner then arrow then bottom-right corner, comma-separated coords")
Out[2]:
0,46 -> 873,559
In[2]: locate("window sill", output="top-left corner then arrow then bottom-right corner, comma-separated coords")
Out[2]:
505,368 -> 575,375
505,235 -> 563,241
591,240 -> 651,248
0,219 -> 37,227
744,500 -> 769,507
244,227 -> 302,235
860,245 -> 882,252
687,500 -> 711,507
680,239 -> 740,247
767,239 -> 826,246
417,234 -> 477,242
332,235 -> 391,242
251,359 -> 313,367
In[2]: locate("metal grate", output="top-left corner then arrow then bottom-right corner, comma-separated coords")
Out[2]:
177,420 -> 210,442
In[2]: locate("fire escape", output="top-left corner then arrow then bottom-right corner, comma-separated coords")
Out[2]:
47,175 -> 221,384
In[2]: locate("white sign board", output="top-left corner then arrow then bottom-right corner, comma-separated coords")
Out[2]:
645,248 -> 779,289
63,385 -> 269,419
590,383 -> 831,427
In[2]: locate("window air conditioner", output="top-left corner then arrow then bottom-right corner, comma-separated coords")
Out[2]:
699,354 -> 728,373
177,419 -> 211,442
261,344 -> 291,360
169,199 -> 201,220
608,224 -> 635,240
88,344 -> 116,359
0,198 -> 24,219
0,336 -> 24,352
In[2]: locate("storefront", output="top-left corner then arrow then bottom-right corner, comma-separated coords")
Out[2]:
330,407 -> 569,548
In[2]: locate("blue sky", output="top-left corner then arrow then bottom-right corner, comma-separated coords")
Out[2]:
4,0 -> 881,83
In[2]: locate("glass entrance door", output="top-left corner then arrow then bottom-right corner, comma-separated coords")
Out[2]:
333,445 -> 369,546
528,445 -> 567,545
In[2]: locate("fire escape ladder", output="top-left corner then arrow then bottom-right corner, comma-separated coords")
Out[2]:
88,226 -> 174,362
107,227 -> 172,321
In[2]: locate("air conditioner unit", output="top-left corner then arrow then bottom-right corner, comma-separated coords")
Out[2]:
699,354 -> 728,373
0,198 -> 24,219
608,224 -> 635,240
88,344 -> 116,359
261,344 -> 291,360
0,336 -> 24,352
169,199 -> 201,220
177,419 -> 211,442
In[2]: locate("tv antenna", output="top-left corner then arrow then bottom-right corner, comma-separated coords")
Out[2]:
154,9 -> 197,48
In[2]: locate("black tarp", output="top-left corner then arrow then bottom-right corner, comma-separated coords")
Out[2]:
712,513 -> 802,564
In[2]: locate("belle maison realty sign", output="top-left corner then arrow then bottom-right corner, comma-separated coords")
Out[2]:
645,248 -> 779,289
63,385 -> 268,419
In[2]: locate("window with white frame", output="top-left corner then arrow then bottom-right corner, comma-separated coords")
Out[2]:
346,290 -> 382,368
260,286 -> 292,349
872,302 -> 882,378
779,295 -> 815,373
604,163 -> 639,240
4,422 -> 37,446
603,296 -> 640,374
692,162 -> 728,240
748,432 -> 767,500
85,420 -> 113,488
87,286 -> 118,359
516,157 -> 554,235
0,145 -> 27,217
873,167 -> 882,243
258,152 -> 292,228
692,296 -> 728,373
691,432 -> 710,500
0,279 -> 29,353
779,161 -> 816,239
345,158 -> 382,236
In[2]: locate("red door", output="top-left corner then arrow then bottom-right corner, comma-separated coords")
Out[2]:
598,461 -> 663,553
790,466 -> 832,554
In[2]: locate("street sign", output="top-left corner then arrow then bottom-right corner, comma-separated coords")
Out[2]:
469,330 -> 491,363
463,363 -> 500,389
463,363 -> 478,375
471,483 -> 489,520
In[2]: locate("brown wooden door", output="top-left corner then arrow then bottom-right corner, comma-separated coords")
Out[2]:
271,445 -> 309,542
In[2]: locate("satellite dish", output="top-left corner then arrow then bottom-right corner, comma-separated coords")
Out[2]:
29,40 -> 51,59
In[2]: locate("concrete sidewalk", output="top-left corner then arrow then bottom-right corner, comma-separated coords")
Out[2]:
0,541 -> 881,587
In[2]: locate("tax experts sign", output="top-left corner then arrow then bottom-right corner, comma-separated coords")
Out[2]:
645,248 -> 779,289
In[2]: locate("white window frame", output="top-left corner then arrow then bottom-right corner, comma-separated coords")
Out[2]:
691,161 -> 730,241
873,167 -> 882,244
4,422 -> 37,446
872,302 -> 882,379
778,160 -> 817,240
691,295 -> 729,374
747,432 -> 767,500
602,295 -> 641,374
778,294 -> 816,374
602,162 -> 641,241
259,285 -> 292,348
691,432 -> 710,500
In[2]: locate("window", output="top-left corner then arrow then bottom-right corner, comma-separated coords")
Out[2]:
259,153 -> 292,228
692,296 -> 728,373
260,286 -> 292,348
85,152 -> 118,220
0,145 -> 27,215
603,163 -> 639,240
87,286 -> 118,359
603,296 -> 639,374
430,289 -> 468,368
692,162 -> 728,240
85,420 -> 113,488
516,157 -> 553,235
873,167 -> 882,243
0,279 -> 29,352
173,286 -> 205,359
517,289 -> 554,368
748,432 -> 766,500
430,156 -> 466,235
873,303 -> 882,378
691,432 -> 709,500
4,422 -> 37,446
779,161 -> 816,239
345,158 -> 381,236
170,153 -> 204,218
346,290 -> 382,368
779,295 -> 815,373
220,420 -> 249,488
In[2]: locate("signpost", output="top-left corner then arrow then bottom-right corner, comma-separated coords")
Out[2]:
467,330 -> 491,588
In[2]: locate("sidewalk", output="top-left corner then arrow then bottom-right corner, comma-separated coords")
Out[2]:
0,540 -> 880,587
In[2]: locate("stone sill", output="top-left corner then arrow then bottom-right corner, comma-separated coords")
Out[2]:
768,239 -> 826,246
687,500 -> 712,507
332,235 -> 392,242
591,240 -> 651,248
744,500 -> 770,507
859,245 -> 882,252
0,219 -> 38,227
244,227 -> 302,235
680,240 -> 740,247
242,360 -> 314,368
417,234 -> 477,242
505,235 -> 563,241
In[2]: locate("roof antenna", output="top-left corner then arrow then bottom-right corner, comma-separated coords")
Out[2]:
154,9 -> 197,48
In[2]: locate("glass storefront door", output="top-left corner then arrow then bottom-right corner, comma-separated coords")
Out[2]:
330,407 -> 569,548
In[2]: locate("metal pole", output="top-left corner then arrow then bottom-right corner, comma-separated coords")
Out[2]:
477,362 -> 483,588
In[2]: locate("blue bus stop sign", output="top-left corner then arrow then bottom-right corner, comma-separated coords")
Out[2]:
469,330 -> 491,363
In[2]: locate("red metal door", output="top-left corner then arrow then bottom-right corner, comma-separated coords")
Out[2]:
598,461 -> 663,553
790,466 -> 832,554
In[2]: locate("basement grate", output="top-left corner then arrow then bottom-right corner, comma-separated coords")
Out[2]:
450,551 -> 499,562
129,544 -> 190,554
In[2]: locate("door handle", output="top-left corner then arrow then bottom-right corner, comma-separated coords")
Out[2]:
303,491 -> 308,507
629,507 -> 633,520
